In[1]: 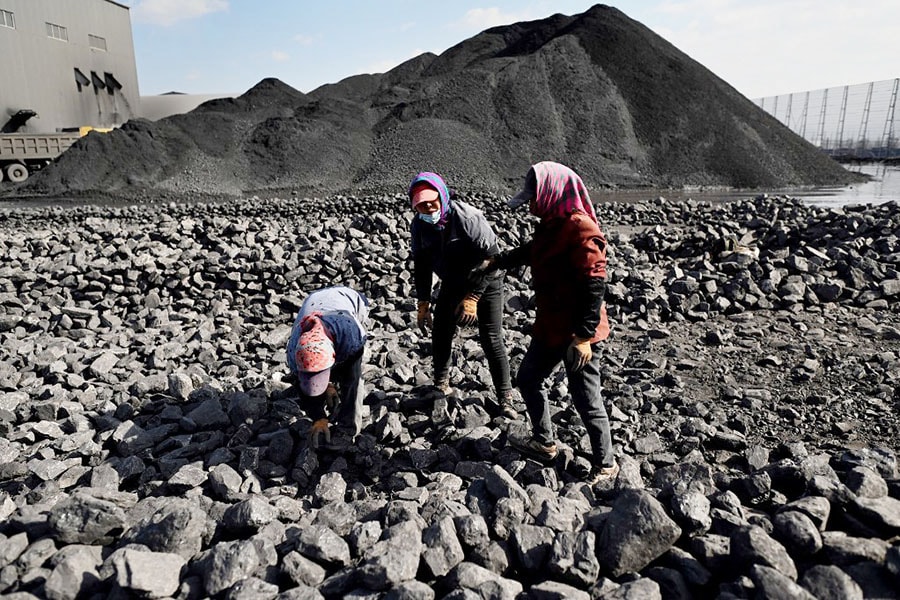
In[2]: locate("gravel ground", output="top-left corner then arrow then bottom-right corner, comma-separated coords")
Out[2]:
0,7 -> 886,599
0,193 -> 898,599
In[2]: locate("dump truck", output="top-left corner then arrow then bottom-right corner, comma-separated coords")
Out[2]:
0,132 -> 81,183
0,127 -> 110,184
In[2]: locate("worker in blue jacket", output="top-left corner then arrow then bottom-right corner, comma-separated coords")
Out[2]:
285,286 -> 369,447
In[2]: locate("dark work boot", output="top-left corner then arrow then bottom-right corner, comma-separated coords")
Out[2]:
499,389 -> 518,419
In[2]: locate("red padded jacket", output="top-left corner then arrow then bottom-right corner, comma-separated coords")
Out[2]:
501,209 -> 609,348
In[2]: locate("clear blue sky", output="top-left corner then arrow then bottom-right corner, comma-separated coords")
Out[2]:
120,1 -> 899,100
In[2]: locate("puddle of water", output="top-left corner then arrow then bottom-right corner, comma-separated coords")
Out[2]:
787,164 -> 899,208
598,163 -> 899,208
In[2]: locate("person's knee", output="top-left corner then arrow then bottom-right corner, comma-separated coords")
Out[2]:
514,367 -> 540,390
584,409 -> 609,424
480,330 -> 503,351
579,401 -> 609,422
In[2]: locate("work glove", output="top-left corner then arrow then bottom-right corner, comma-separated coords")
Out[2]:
456,294 -> 479,326
566,337 -> 593,373
324,383 -> 338,412
417,301 -> 433,333
309,418 -> 331,449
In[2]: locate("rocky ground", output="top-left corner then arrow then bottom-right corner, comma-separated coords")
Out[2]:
0,193 -> 898,599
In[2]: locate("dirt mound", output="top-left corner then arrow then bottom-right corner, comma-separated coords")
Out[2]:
17,78 -> 310,197
8,5 -> 860,199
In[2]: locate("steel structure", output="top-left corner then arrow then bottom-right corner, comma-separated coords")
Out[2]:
798,92 -> 810,139
836,86 -> 849,149
815,88 -> 828,147
880,78 -> 898,154
755,78 -> 900,159
858,83 -> 874,151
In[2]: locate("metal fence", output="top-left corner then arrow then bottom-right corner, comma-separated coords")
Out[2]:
754,78 -> 899,159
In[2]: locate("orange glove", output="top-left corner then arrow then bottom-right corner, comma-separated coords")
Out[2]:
309,418 -> 331,449
566,337 -> 592,372
456,294 -> 479,326
417,301 -> 433,333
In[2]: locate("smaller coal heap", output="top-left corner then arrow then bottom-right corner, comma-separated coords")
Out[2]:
12,4 -> 858,199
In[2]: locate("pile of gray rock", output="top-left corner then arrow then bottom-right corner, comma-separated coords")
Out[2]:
0,194 -> 898,598
9,5 -> 860,200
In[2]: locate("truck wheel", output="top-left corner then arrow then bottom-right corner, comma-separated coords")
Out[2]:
6,163 -> 28,183
0,168 -> 4,183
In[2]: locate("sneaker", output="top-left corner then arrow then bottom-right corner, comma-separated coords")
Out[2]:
585,462 -> 619,485
510,436 -> 558,464
499,390 -> 518,419
433,379 -> 452,396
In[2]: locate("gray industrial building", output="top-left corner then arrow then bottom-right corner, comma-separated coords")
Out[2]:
0,0 -> 140,134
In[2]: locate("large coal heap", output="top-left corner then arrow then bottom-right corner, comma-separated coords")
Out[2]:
15,4 -> 856,199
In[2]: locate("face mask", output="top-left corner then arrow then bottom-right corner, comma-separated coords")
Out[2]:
418,210 -> 441,225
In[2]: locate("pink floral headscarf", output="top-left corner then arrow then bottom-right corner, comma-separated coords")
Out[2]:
294,315 -> 336,373
528,161 -> 598,224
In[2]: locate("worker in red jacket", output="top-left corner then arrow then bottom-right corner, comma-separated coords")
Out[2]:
483,161 -> 618,485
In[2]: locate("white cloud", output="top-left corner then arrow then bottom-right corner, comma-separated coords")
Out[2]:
642,0 -> 900,98
271,50 -> 290,62
131,0 -> 229,26
363,59 -> 402,75
456,7 -> 537,30
293,34 -> 315,46
361,48 -> 429,76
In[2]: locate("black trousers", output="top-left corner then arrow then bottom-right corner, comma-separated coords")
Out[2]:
432,277 -> 512,396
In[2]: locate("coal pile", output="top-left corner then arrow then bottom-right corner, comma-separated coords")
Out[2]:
1,194 -> 899,598
7,4 -> 862,201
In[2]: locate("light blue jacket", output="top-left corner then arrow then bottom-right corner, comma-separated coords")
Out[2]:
286,286 -> 369,375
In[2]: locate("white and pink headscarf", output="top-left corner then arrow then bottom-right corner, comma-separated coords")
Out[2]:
294,314 -> 336,396
520,161 -> 598,224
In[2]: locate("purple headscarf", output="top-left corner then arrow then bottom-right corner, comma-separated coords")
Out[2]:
408,171 -> 452,229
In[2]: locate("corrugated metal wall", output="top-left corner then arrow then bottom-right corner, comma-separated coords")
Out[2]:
0,0 -> 140,133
